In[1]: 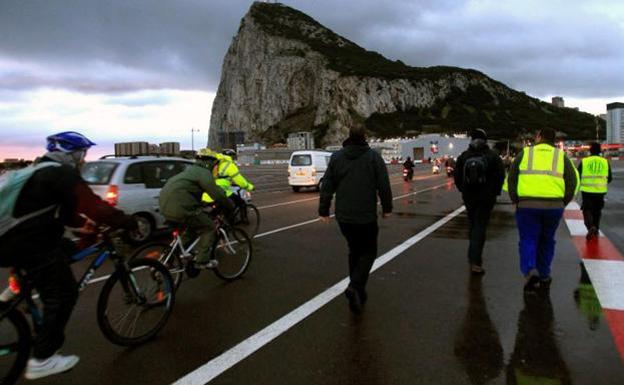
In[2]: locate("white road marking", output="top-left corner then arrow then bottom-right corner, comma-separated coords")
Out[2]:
255,174 -> 441,210
566,201 -> 581,210
565,218 -> 604,237
171,205 -> 466,385
582,259 -> 624,310
253,182 -> 450,239
257,197 -> 319,210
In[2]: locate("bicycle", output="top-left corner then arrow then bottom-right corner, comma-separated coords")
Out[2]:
0,228 -> 175,384
230,186 -> 260,237
131,209 -> 252,289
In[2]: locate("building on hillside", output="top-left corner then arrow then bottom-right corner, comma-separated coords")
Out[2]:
607,102 -> 624,144
159,142 -> 180,156
368,134 -> 471,163
114,141 -> 181,156
552,96 -> 565,107
237,143 -> 266,164
115,142 -> 149,156
287,132 -> 315,150
217,131 -> 246,149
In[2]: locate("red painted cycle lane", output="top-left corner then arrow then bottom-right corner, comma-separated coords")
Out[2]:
564,202 -> 624,362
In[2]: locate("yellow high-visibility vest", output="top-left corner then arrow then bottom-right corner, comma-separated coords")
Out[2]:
202,178 -> 233,203
517,144 -> 565,198
580,156 -> 608,193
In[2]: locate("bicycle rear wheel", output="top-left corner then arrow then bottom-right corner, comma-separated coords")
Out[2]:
131,243 -> 184,289
0,306 -> 31,385
212,227 -> 252,281
235,204 -> 260,237
97,258 -> 175,346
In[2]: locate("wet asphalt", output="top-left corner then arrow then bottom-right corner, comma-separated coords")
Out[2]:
15,162 -> 624,384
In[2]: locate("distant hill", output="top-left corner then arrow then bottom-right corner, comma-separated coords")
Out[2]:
209,2 -> 602,148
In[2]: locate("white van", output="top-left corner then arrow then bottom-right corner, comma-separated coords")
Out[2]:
288,150 -> 332,192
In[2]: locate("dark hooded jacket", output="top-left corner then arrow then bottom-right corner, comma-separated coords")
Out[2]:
319,136 -> 392,224
454,139 -> 505,203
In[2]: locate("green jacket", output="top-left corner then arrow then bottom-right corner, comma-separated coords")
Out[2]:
159,164 -> 231,221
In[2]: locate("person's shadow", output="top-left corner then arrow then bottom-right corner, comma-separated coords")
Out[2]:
454,276 -> 504,384
506,294 -> 572,384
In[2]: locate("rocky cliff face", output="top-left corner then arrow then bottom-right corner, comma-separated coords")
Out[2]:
209,2 -> 599,148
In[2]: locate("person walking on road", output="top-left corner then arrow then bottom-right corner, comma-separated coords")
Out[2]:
319,126 -> 393,314
454,129 -> 505,275
507,128 -> 579,293
578,142 -> 612,241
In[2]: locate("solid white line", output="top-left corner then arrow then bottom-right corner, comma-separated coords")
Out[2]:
566,201 -> 581,210
171,205 -> 466,385
392,182 -> 449,200
582,259 -> 624,310
82,182 -> 451,287
253,217 -> 329,239
252,182 -> 450,240
255,174 -> 441,209
257,197 -> 319,210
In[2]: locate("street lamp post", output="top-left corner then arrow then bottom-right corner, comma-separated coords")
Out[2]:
191,128 -> 200,152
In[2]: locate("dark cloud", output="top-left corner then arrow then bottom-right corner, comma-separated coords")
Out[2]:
0,0 -> 622,101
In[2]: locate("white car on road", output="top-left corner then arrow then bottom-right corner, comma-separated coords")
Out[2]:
81,156 -> 194,241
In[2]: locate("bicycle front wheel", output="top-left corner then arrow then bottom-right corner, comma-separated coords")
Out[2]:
131,243 -> 184,289
212,227 -> 252,281
0,306 -> 31,385
235,204 -> 260,237
97,258 -> 175,346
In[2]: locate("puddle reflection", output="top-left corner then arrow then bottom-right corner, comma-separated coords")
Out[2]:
506,294 -> 571,384
454,276 -> 504,384
574,262 -> 603,331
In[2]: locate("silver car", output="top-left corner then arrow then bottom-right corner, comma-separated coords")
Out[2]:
81,156 -> 194,241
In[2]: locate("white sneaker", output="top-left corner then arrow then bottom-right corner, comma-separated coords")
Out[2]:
196,259 -> 219,269
24,353 -> 80,380
0,287 -> 17,302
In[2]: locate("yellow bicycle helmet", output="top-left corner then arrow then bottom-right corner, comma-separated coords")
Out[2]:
196,148 -> 219,159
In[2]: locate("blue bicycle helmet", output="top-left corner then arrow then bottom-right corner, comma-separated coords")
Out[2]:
46,131 -> 96,152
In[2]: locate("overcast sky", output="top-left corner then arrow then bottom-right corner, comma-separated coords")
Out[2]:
1,0 -> 623,159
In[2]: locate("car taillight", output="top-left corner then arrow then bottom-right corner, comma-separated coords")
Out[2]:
105,185 -> 119,206
311,167 -> 317,176
287,166 -> 291,176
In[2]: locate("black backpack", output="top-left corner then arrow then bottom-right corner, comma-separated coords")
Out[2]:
463,155 -> 488,186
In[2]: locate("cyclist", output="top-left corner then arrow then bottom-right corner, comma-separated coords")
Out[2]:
159,150 -> 235,269
0,131 -> 139,380
198,148 -> 254,214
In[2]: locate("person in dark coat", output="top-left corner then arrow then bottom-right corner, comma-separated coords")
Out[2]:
319,126 -> 393,314
454,129 -> 505,275
0,132 -> 137,380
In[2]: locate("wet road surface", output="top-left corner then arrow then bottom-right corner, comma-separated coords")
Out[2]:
16,162 -> 624,384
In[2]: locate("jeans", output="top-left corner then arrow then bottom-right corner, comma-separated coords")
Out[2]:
338,221 -> 379,296
515,208 -> 563,278
465,199 -> 496,267
581,192 -> 605,230
0,238 -> 78,359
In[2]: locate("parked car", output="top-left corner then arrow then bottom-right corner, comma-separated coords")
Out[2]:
288,150 -> 332,192
81,156 -> 194,241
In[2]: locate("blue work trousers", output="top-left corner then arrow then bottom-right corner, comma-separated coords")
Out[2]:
515,207 -> 564,278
